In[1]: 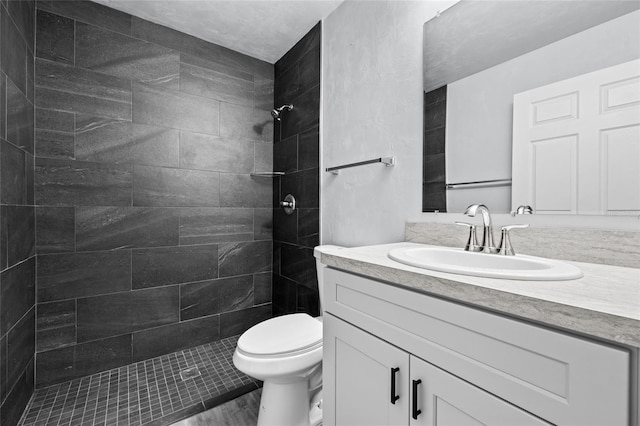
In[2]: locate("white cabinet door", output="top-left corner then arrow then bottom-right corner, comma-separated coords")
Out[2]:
410,356 -> 552,426
512,59 -> 640,215
324,314 -> 410,426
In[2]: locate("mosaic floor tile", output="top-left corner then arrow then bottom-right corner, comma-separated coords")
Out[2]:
19,335 -> 259,426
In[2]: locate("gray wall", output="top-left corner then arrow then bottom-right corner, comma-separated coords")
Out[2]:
446,10 -> 640,213
33,1 -> 274,387
0,1 -> 36,424
273,23 -> 321,316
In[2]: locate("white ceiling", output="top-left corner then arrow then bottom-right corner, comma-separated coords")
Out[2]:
92,0 -> 344,64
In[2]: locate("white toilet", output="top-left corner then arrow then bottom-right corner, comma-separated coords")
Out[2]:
233,245 -> 341,426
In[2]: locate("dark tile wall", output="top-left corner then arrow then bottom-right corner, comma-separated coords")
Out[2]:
0,1 -> 36,424
33,0 -> 274,388
272,24 -> 321,316
423,85 -> 447,212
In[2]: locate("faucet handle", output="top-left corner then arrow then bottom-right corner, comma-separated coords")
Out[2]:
498,224 -> 529,256
455,221 -> 481,252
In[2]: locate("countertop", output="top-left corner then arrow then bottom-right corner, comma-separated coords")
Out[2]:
321,242 -> 640,347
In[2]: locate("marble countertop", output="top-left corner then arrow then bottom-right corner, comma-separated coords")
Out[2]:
321,242 -> 640,347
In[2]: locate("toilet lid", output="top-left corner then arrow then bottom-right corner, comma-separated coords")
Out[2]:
237,313 -> 322,356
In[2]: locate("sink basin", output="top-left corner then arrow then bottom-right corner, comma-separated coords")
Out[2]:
388,246 -> 583,281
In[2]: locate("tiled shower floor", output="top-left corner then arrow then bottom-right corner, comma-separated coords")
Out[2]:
19,336 -> 260,426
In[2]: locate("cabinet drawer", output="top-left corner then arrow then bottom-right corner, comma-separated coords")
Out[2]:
324,268 -> 630,426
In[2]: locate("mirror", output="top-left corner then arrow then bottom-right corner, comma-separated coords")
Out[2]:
422,0 -> 640,213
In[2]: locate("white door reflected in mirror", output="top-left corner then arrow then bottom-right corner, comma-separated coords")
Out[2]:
512,59 -> 640,215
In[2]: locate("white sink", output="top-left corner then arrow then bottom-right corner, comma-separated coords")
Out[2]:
388,246 -> 583,281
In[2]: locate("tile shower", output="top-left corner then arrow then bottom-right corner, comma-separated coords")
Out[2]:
0,0 -> 321,424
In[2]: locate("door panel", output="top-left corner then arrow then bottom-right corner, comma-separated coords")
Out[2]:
513,59 -> 640,214
410,356 -> 551,426
324,314 -> 409,426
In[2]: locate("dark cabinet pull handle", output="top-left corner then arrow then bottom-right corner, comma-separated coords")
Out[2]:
412,379 -> 422,419
390,367 -> 400,404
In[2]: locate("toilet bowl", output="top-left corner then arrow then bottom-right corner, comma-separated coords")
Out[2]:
233,245 -> 342,426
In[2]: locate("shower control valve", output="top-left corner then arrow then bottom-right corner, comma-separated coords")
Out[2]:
280,194 -> 296,215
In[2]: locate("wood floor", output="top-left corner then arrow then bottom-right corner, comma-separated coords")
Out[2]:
172,389 -> 262,426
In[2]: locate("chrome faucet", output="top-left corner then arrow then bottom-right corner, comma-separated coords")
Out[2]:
464,204 -> 498,253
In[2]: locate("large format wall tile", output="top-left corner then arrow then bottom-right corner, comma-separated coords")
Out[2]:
1,139 -> 27,205
180,62 -> 253,106
6,78 -> 34,154
133,165 -> 220,207
6,308 -> 35,393
179,131 -> 254,173
219,103 -> 272,142
1,5 -> 28,95
76,287 -> 179,342
272,274 -> 297,316
297,208 -> 319,248
37,1 -> 131,36
280,243 -> 317,290
254,142 -> 273,174
37,251 -> 131,302
6,0 -> 35,50
36,334 -> 132,387
0,359 -> 34,426
273,208 -> 297,245
297,285 -> 319,316
180,275 -> 253,321
274,47 -> 320,109
35,58 -> 132,120
132,18 -> 272,79
219,173 -> 272,208
179,207 -> 253,245
280,168 -> 319,209
75,207 -> 179,251
273,24 -> 320,316
35,158 -> 132,206
33,345 -> 73,386
35,207 -> 75,253
219,241 -> 271,278
132,315 -> 218,362
36,10 -> 74,65
274,135 -> 299,173
76,115 -> 179,167
36,87 -> 131,120
36,108 -> 74,133
36,58 -> 131,103
35,108 -> 75,159
281,85 -> 320,140
253,273 -> 272,305
0,335 -> 6,401
219,305 -> 271,339
0,258 -> 36,336
31,1 -> 275,386
36,300 -> 76,352
4,205 -> 35,266
132,82 -> 219,135
254,208 -> 273,241
35,129 -> 74,159
132,245 -> 218,289
0,74 -> 6,138
1,1 -> 36,419
275,23 -> 320,76
298,126 -> 319,171
76,22 -> 180,89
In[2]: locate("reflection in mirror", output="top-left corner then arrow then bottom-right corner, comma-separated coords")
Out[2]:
422,1 -> 640,213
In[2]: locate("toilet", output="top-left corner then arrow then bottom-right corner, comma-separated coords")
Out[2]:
233,245 -> 341,426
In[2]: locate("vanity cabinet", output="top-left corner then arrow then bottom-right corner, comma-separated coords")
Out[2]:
325,314 -> 551,425
323,268 -> 631,426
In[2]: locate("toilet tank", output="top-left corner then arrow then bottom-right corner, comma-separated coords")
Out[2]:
313,245 -> 343,313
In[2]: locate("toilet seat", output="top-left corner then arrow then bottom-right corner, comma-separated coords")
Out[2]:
237,313 -> 322,358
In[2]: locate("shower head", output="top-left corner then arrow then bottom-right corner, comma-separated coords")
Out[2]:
271,104 -> 293,121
